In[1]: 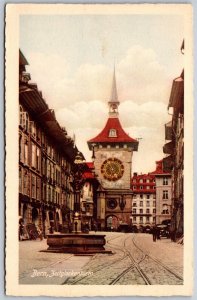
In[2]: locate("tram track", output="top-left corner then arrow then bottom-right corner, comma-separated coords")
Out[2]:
131,234 -> 183,283
63,234 -> 151,285
109,234 -> 183,285
107,235 -> 151,285
63,233 -> 183,285
62,234 -> 131,285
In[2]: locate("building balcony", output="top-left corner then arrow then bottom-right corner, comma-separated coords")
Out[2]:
163,141 -> 174,155
168,75 -> 184,114
163,155 -> 173,172
165,121 -> 173,141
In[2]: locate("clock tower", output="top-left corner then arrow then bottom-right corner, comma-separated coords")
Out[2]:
88,68 -> 139,230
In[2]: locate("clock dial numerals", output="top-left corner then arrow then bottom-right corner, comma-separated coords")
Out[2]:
101,158 -> 124,181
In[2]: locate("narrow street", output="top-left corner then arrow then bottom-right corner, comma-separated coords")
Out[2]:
19,232 -> 183,285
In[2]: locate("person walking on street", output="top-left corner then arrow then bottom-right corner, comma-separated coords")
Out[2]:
152,226 -> 157,242
156,227 -> 161,240
93,222 -> 97,233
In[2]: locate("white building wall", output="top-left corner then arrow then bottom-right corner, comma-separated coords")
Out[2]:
132,193 -> 156,228
155,176 -> 172,224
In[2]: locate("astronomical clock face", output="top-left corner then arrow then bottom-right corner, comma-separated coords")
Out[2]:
101,158 -> 124,181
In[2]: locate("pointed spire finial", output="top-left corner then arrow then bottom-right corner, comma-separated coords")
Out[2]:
110,64 -> 119,103
108,66 -> 120,118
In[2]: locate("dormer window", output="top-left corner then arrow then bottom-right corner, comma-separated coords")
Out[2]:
109,129 -> 117,137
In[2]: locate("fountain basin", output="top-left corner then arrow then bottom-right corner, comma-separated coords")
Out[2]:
41,233 -> 112,254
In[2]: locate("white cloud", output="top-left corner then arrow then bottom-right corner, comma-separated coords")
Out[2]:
119,100 -> 170,128
26,45 -> 172,173
56,100 -> 108,130
125,125 -> 168,173
117,45 -> 172,104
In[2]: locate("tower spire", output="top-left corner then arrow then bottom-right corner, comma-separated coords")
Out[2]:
108,66 -> 120,117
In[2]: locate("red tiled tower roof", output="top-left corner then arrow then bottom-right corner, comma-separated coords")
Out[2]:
87,67 -> 139,151
88,117 -> 137,144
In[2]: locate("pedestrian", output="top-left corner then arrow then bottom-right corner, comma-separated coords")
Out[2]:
29,229 -> 36,240
85,223 -> 89,233
19,223 -> 24,241
74,221 -> 78,233
152,226 -> 157,242
49,225 -> 53,234
93,223 -> 97,233
37,226 -> 43,241
69,223 -> 73,233
156,227 -> 161,240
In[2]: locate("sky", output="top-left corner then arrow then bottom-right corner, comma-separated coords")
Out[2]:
20,13 -> 184,173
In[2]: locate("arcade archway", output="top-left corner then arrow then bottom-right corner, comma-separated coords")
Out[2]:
106,215 -> 119,231
32,207 -> 39,225
22,204 -> 28,224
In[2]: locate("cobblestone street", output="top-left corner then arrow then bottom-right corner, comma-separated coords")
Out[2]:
19,232 -> 183,285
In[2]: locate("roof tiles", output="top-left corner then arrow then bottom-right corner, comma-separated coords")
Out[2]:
88,117 -> 137,144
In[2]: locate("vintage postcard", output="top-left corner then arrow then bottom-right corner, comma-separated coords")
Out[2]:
5,3 -> 193,297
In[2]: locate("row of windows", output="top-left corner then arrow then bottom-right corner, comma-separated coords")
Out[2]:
19,106 -> 70,166
132,178 -> 155,183
133,190 -> 169,200
19,168 -> 71,205
133,194 -> 156,199
98,144 -> 128,149
132,178 -> 169,185
42,184 -> 61,204
132,208 -> 156,214
133,186 -> 156,190
133,216 -> 156,223
19,169 -> 41,200
133,201 -> 156,207
19,133 -> 72,181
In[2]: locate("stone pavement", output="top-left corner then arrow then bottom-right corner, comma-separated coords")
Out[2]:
19,240 -> 92,284
19,232 -> 183,285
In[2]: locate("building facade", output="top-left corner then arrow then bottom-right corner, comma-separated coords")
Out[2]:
150,160 -> 172,225
131,173 -> 156,231
19,50 -> 82,236
163,42 -> 184,239
88,69 -> 139,230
